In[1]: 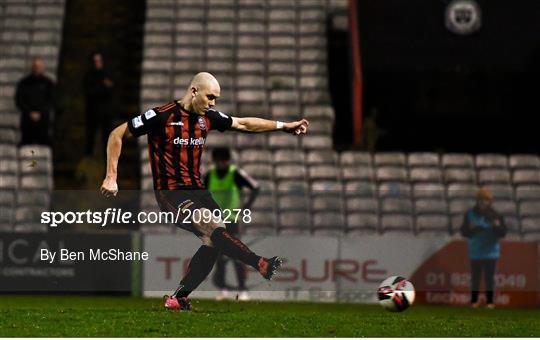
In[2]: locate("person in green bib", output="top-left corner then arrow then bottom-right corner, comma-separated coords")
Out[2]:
204,147 -> 260,301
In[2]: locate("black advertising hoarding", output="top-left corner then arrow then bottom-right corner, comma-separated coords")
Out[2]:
0,232 -> 133,292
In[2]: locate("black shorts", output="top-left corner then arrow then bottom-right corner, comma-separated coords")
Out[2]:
154,189 -> 221,237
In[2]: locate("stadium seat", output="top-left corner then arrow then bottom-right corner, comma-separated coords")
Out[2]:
413,183 -> 446,199
278,211 -> 311,233
475,154 -> 508,169
0,174 -> 18,190
446,183 -> 478,199
13,223 -> 48,233
16,190 -> 50,207
512,169 -> 540,185
509,154 -> 540,170
407,152 -> 440,168
381,198 -> 413,214
240,150 -> 272,164
518,201 -> 540,218
19,159 -> 52,175
312,196 -> 344,212
442,153 -> 474,169
15,206 -> 43,224
0,206 -> 14,229
346,197 -> 378,213
380,214 -> 414,234
448,198 -> 475,216
312,212 -> 345,235
489,184 -> 514,201
301,135 -> 332,150
520,218 -> 540,239
375,166 -> 408,182
415,215 -> 450,235
273,149 -> 305,164
236,134 -> 267,149
308,165 -> 339,180
478,169 -> 511,185
515,184 -> 540,201
243,164 -> 273,179
277,180 -> 309,195
310,180 -> 342,195
342,181 -> 376,199
409,167 -> 442,183
503,216 -> 521,237
306,150 -> 338,165
346,213 -> 379,234
242,211 -> 277,235
268,134 -> 300,149
374,152 -> 406,167
378,182 -> 411,198
274,164 -> 306,180
444,168 -> 476,183
492,200 -> 518,217
0,159 -> 18,175
0,144 -> 17,159
0,190 -> 15,208
278,194 -> 309,211
341,166 -> 374,181
340,151 -> 372,166
0,128 -> 17,144
414,199 -> 448,215
250,193 -> 276,212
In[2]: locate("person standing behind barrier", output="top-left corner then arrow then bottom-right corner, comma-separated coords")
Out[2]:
460,187 -> 507,309
205,147 -> 260,301
15,58 -> 55,145
83,51 -> 114,156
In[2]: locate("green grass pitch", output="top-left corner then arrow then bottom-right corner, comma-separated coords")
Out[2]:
0,295 -> 539,337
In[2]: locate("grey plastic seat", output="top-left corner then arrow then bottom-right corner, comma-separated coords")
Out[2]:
0,175 -> 18,190
520,218 -> 540,238
277,179 -> 308,194
503,216 -> 521,236
409,167 -> 442,183
240,150 -> 272,164
301,135 -> 332,150
19,145 -> 52,160
407,152 -> 440,168
309,165 -> 339,180
251,194 -> 276,211
15,206 -> 43,223
416,215 -> 450,234
492,200 -> 518,217
449,198 -> 475,216
14,223 -> 48,233
0,206 -> 14,227
515,185 -> 540,201
478,169 -> 511,185
519,201 -> 540,218
278,211 -> 311,231
378,182 -> 411,198
442,153 -> 474,169
376,166 -> 407,182
341,166 -> 374,181
475,154 -> 508,169
343,180 -> 376,198
243,211 -> 277,235
236,134 -> 267,149
380,214 -> 414,234
509,155 -> 540,170
413,183 -> 445,199
19,159 -> 53,174
512,170 -> 540,185
243,164 -> 273,179
310,180 -> 343,195
273,149 -> 305,164
444,168 -> 476,183
306,150 -> 337,165
0,144 -> 17,159
374,152 -> 406,167
278,194 -> 309,211
381,198 -> 413,214
340,151 -> 372,166
312,212 -> 345,233
274,164 -> 306,180
311,195 -> 344,211
415,199 -> 448,214
346,213 -> 379,234
0,159 -> 18,175
268,134 -> 299,149
0,191 -> 15,207
489,184 -> 514,201
0,129 -> 17,144
17,190 -> 50,207
447,183 -> 478,199
346,197 -> 378,213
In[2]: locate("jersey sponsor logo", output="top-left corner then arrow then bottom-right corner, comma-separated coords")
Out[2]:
144,109 -> 157,120
169,121 -> 184,126
132,116 -> 143,128
198,117 -> 206,130
173,136 -> 206,146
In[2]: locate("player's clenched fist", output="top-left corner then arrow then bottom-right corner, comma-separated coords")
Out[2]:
100,177 -> 118,197
284,118 -> 309,135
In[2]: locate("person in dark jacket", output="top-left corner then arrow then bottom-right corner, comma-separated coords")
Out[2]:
83,51 -> 114,156
460,187 -> 507,308
15,58 -> 55,145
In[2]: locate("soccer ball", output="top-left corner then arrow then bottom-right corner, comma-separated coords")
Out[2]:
377,276 -> 415,312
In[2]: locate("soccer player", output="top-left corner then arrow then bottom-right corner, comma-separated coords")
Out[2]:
100,72 -> 309,311
204,147 -> 260,301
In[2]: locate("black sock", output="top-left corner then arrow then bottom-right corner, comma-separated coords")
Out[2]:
173,245 -> 218,298
210,227 -> 261,269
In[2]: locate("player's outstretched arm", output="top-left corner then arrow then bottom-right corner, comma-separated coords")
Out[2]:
230,116 -> 309,135
100,122 -> 132,197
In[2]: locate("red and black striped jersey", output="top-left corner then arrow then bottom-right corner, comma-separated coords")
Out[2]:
127,101 -> 232,190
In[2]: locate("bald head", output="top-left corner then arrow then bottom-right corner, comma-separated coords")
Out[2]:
183,72 -> 221,115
